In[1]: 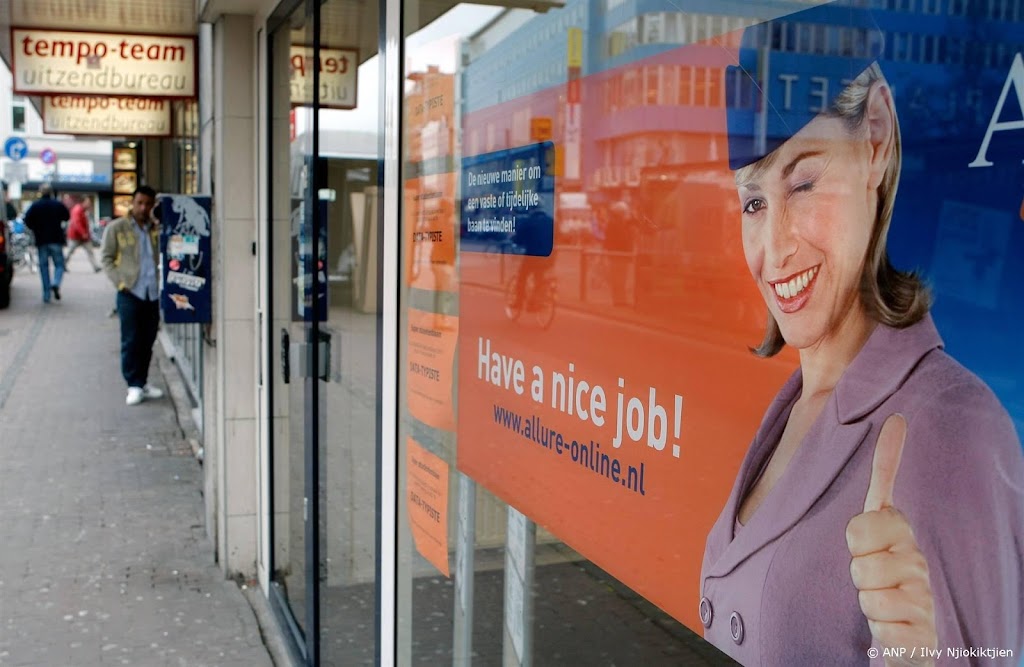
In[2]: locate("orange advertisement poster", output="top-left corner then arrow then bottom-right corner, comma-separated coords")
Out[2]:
406,437 -> 450,577
450,2 -> 1024,660
404,172 -> 457,293
455,42 -> 798,631
407,308 -> 457,432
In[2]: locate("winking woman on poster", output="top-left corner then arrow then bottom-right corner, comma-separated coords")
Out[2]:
699,3 -> 1024,666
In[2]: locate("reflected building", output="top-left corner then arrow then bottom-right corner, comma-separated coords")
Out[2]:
457,0 -> 1024,332
461,0 -> 1024,196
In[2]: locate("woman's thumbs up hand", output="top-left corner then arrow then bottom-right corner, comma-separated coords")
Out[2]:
847,414 -> 938,666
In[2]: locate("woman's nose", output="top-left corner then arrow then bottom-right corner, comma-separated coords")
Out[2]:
766,208 -> 798,268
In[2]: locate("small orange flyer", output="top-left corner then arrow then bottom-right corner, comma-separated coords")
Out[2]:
403,173 -> 457,293
406,308 -> 457,431
406,437 -> 450,577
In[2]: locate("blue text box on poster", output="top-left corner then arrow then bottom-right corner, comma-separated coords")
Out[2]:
461,141 -> 555,256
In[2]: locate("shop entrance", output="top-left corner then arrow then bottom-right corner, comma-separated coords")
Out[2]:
266,0 -> 382,663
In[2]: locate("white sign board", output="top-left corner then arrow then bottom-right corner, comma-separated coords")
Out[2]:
44,96 -> 172,136
12,29 -> 196,98
2,162 -> 28,184
503,506 -> 535,666
290,46 -> 358,109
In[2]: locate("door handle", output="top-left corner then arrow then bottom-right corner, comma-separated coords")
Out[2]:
317,330 -> 331,382
282,330 -> 332,382
280,328 -> 290,384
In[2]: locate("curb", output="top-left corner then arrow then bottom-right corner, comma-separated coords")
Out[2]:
157,334 -> 203,461
244,585 -> 300,667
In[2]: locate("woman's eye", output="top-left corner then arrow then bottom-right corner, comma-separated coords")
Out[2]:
792,181 -> 814,194
743,198 -> 766,215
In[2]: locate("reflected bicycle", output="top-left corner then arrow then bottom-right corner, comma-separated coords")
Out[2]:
504,268 -> 556,329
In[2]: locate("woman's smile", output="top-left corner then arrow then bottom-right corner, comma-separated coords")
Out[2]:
768,265 -> 820,314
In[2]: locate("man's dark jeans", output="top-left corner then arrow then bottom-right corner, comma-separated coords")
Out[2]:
117,291 -> 160,388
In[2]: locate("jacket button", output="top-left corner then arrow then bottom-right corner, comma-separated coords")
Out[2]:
699,597 -> 713,628
730,611 -> 744,644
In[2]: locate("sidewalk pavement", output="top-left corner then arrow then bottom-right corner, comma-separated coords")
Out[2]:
0,256 -> 276,666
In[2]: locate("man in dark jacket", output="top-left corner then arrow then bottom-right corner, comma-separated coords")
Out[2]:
23,184 -> 70,303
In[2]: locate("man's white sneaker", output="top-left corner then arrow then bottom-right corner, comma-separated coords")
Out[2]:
126,387 -> 144,406
142,385 -> 164,399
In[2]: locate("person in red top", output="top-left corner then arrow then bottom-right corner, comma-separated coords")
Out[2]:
65,197 -> 101,272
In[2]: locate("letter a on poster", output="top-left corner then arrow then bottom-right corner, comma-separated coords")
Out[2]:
407,438 -> 450,577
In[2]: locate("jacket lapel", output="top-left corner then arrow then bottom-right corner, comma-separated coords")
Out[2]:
705,316 -> 943,579
703,370 -> 801,568
706,398 -> 870,578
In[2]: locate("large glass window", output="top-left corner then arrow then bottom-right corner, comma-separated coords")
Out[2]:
392,0 -> 1024,665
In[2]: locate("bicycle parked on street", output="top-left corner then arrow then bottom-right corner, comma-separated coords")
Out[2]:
8,219 -> 37,275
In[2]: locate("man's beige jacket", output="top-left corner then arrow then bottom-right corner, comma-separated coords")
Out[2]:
100,216 -> 160,293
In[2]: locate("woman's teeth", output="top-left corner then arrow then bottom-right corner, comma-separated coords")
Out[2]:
774,266 -> 817,299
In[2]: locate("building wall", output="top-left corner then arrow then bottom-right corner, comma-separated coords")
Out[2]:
209,12 -> 260,578
199,0 -> 286,584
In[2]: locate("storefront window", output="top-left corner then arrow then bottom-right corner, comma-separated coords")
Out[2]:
394,0 -> 1024,665
11,96 -> 26,133
395,1 -> 743,665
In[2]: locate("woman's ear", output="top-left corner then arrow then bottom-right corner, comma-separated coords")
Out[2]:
865,82 -> 895,190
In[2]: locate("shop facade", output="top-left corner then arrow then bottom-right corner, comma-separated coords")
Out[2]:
246,0 -> 1024,663
4,0 -> 1024,664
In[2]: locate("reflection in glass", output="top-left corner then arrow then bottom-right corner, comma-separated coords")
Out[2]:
317,0 -> 383,664
397,0 -> 1024,665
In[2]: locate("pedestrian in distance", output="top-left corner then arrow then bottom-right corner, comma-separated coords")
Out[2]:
100,185 -> 165,406
2,180 -> 18,223
23,183 -> 69,303
602,201 -> 638,307
65,197 -> 102,272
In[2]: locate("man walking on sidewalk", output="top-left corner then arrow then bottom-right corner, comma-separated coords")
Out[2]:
23,184 -> 70,303
65,197 -> 102,272
101,185 -> 165,406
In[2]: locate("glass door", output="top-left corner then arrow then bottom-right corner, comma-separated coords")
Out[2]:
315,0 -> 383,663
269,0 -> 383,663
268,0 -> 318,658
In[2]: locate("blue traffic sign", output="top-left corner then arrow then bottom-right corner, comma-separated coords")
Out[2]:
40,148 -> 56,165
4,137 -> 27,161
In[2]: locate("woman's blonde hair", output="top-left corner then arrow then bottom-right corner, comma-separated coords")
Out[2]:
746,63 -> 931,357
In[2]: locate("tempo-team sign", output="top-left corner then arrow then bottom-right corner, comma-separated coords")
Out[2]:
44,95 -> 172,137
289,45 -> 358,109
12,28 -> 196,98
